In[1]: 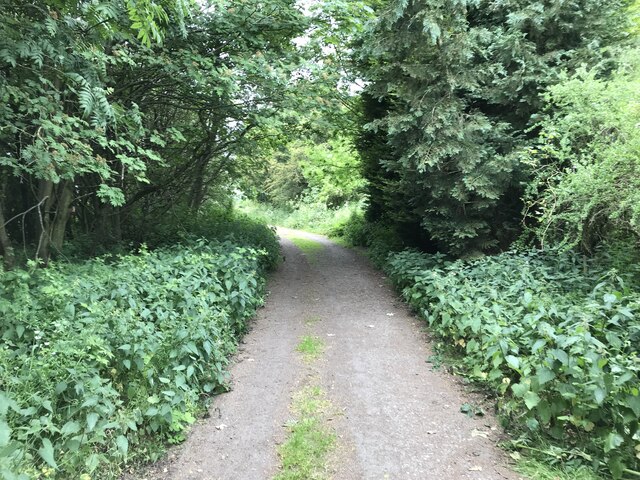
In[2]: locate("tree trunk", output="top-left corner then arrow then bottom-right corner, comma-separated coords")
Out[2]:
189,154 -> 211,212
112,207 -> 122,243
35,180 -> 54,265
0,176 -> 15,270
50,181 -> 73,254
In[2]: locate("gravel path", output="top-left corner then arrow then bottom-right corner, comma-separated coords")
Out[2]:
142,229 -> 521,480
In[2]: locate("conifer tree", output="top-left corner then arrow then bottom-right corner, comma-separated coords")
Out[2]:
357,0 -> 632,254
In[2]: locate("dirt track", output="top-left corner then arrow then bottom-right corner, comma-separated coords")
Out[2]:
142,229 -> 521,480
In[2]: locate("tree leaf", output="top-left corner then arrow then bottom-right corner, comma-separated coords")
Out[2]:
604,432 -> 624,452
536,367 -> 555,385
86,412 -> 99,431
524,391 -> 541,410
61,421 -> 81,435
505,355 -> 520,370
38,438 -> 57,469
627,395 -> 640,416
0,421 -> 10,447
511,382 -> 529,398
115,435 -> 128,455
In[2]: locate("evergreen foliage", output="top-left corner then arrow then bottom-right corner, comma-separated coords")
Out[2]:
356,0 -> 633,255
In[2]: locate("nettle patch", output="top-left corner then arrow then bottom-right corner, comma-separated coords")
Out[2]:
387,249 -> 640,478
0,240 -> 271,479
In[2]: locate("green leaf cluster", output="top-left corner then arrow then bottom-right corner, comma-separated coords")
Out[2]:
522,49 -> 640,253
0,0 -> 306,267
386,248 -> 640,477
258,137 -> 365,209
0,232 -> 277,478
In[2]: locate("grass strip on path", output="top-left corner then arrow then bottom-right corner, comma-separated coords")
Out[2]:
283,234 -> 324,264
274,385 -> 336,480
296,335 -> 324,362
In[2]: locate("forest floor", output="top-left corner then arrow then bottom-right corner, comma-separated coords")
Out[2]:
139,228 -> 522,480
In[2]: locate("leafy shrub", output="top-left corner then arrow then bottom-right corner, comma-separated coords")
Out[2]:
184,208 -> 281,272
363,222 -> 406,268
329,212 -> 405,267
387,249 -> 640,478
329,211 -> 368,246
0,239 -> 271,479
124,205 -> 281,272
522,51 -> 640,253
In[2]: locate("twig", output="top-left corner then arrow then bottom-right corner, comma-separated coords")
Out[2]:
2,196 -> 49,228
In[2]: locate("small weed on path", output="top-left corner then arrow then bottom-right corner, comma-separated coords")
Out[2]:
515,457 -> 602,480
297,335 -> 324,362
274,385 -> 336,480
304,316 -> 321,326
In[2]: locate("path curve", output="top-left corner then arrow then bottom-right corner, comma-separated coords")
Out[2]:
142,229 -> 520,480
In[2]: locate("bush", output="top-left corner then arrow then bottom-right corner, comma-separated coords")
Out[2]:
387,249 -> 640,478
523,51 -> 640,253
329,211 -> 368,246
329,212 -> 406,267
123,204 -> 281,272
0,239 -> 272,479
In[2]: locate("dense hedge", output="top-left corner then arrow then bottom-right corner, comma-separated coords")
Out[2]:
386,249 -> 640,478
0,237 -> 278,479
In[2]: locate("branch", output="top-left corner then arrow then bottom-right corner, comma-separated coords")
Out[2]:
2,196 -> 49,228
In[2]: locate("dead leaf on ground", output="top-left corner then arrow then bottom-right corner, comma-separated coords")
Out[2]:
471,429 -> 489,438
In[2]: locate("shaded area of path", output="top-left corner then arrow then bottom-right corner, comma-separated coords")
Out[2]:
143,228 -> 520,480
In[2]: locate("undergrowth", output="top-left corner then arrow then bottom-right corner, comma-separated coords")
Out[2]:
0,220 -> 280,479
236,198 -> 361,237
515,455 -> 603,480
385,248 -> 640,478
124,204 -> 282,272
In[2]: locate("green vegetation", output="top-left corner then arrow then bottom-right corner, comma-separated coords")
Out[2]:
275,385 -> 335,480
385,249 -> 640,478
515,457 -> 603,480
3,0 -> 640,478
316,5 -> 640,475
297,336 -> 325,362
0,0 -> 319,269
0,215 -> 279,479
522,50 -> 640,253
237,136 -> 367,237
237,199 -> 361,237
126,205 -> 282,272
356,0 -> 633,255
